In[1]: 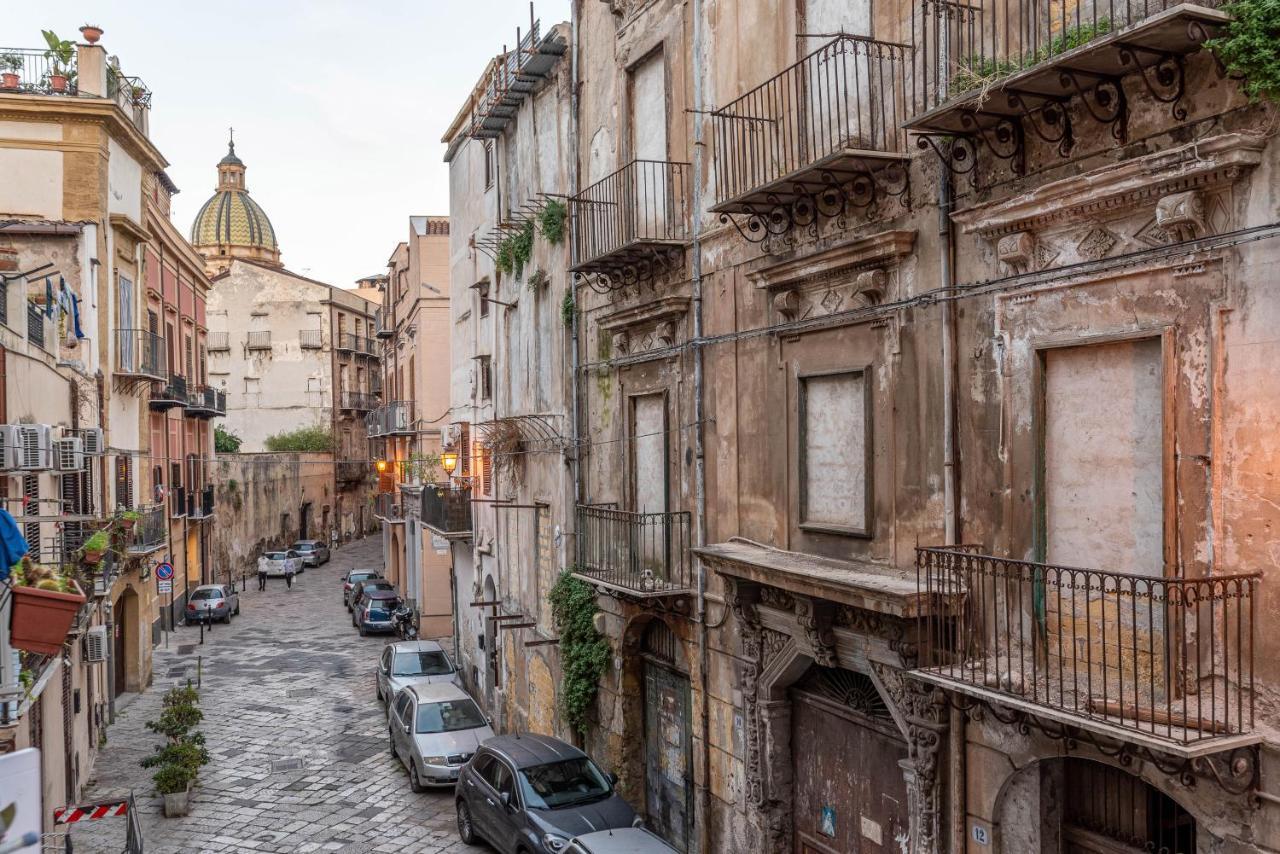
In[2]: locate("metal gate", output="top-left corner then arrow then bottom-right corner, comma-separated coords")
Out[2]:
643,621 -> 691,851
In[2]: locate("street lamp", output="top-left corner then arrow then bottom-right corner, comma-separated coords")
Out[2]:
375,459 -> 388,473
440,451 -> 458,476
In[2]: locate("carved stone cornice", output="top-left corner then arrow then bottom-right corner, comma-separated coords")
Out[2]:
746,229 -> 916,292
597,295 -> 689,333
953,132 -> 1263,239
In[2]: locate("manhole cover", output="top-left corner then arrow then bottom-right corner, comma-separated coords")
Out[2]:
177,644 -> 196,655
270,758 -> 304,773
166,667 -> 188,678
286,688 -> 312,698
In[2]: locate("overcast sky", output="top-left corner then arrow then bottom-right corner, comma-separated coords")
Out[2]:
3,0 -> 571,286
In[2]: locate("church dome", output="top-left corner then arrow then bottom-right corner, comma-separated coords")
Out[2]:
190,135 -> 282,272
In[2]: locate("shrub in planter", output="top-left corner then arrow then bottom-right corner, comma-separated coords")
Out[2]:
117,509 -> 141,530
142,685 -> 210,816
8,559 -> 86,655
0,53 -> 22,89
80,530 -> 110,564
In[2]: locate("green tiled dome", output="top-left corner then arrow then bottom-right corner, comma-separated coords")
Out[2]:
190,188 -> 277,249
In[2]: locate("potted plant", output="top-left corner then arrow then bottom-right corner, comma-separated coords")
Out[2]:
118,509 -> 141,531
41,30 -> 75,93
130,84 -> 146,106
7,558 -> 87,655
78,24 -> 103,44
0,53 -> 23,89
80,530 -> 109,564
141,685 -> 209,817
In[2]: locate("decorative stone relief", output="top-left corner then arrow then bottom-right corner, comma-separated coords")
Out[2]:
612,330 -> 630,356
759,586 -> 795,611
997,231 -> 1036,274
853,269 -> 887,304
727,579 -> 765,809
793,597 -> 837,667
872,664 -> 949,854
654,321 -> 675,349
598,295 -> 689,361
1076,226 -> 1118,260
1155,190 -> 1205,241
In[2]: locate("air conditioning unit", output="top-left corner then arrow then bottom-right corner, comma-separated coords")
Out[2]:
85,626 -> 108,662
54,437 -> 86,472
0,425 -> 17,471
15,425 -> 53,471
72,427 -> 105,457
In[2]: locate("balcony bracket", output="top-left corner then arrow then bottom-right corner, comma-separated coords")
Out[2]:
959,111 -> 1026,177
1058,69 -> 1129,144
1117,44 -> 1188,122
578,245 -> 685,294
1005,90 -> 1075,158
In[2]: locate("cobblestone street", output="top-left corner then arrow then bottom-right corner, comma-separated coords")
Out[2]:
70,536 -> 481,854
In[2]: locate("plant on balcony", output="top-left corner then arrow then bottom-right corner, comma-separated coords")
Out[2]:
79,530 -> 110,564
264,425 -> 333,452
214,425 -> 242,454
141,685 -> 210,816
948,18 -> 1113,98
1207,0 -> 1280,102
496,240 -> 516,276
404,451 -> 441,483
117,509 -> 141,531
40,30 -> 75,92
537,199 -> 567,245
0,53 -> 22,89
7,557 -> 86,655
549,570 -> 611,736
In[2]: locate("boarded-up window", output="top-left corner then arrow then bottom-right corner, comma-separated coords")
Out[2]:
1044,338 -> 1163,576
800,371 -> 869,534
631,393 -> 668,514
803,0 -> 871,36
630,50 -> 667,161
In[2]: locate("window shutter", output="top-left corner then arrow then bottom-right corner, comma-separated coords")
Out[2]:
482,446 -> 492,496
22,473 -> 39,554
460,423 -> 471,477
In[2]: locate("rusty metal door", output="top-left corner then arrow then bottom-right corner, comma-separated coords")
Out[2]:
791,671 -> 908,853
644,658 -> 691,851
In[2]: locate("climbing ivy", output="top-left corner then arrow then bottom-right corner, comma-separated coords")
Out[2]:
537,199 -> 568,246
1206,0 -> 1280,102
549,570 -> 610,735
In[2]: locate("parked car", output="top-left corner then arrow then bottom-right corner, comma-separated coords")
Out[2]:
343,569 -> 382,609
354,589 -> 401,636
376,640 -> 458,704
185,584 -> 240,624
349,577 -> 396,612
456,733 -> 638,853
259,550 -> 302,578
567,829 -> 679,854
388,682 -> 494,791
291,539 -> 330,567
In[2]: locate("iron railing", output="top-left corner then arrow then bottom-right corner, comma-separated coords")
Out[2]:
337,332 -> 358,352
376,308 -> 393,338
207,332 -> 230,351
125,505 -> 166,554
299,329 -> 323,349
169,485 -> 187,519
336,460 -> 370,484
421,484 -> 472,536
149,374 -> 187,411
711,35 -> 911,210
569,160 -> 691,274
341,391 -> 376,412
574,505 -> 692,596
360,336 -> 378,356
185,386 -> 226,418
911,0 -> 1224,114
914,546 -> 1258,745
105,65 -> 151,131
246,331 -> 271,350
187,485 -> 214,520
366,401 -> 413,437
114,328 -> 165,379
470,19 -> 542,139
0,47 -> 77,96
374,493 -> 404,522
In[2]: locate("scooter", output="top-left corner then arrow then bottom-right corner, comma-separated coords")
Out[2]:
393,604 -> 418,641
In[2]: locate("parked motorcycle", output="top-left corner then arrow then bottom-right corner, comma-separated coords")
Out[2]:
392,604 -> 418,641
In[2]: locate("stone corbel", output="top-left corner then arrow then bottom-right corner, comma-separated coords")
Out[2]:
853,269 -> 887,304
655,321 -> 675,349
773,289 -> 800,322
613,330 -> 631,356
1156,190 -> 1206,242
996,231 -> 1036,275
793,597 -> 837,667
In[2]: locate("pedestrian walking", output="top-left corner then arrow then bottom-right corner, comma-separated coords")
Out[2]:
257,558 -> 268,591
284,561 -> 296,589
330,526 -> 340,554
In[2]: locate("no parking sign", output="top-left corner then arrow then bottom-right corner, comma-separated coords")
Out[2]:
156,562 -> 174,581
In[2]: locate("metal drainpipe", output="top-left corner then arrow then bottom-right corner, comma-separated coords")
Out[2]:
569,3 -> 582,522
938,169 -> 966,854
690,0 -> 710,849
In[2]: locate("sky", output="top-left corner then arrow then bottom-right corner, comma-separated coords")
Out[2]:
3,0 -> 571,286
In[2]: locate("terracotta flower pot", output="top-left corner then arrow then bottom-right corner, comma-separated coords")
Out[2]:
1,72 -> 18,89
82,548 -> 104,564
79,25 -> 103,44
120,518 -> 136,531
49,74 -> 68,93
9,580 -> 86,655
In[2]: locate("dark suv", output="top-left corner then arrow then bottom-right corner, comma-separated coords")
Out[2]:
456,734 -> 637,853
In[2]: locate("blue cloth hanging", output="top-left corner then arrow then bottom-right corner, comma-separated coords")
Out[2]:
44,276 -> 55,318
0,508 -> 29,580
70,291 -> 85,340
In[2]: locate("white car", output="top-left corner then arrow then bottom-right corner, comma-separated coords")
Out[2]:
259,550 -> 302,577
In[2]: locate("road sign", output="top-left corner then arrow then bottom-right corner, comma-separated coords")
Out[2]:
156,562 -> 174,581
158,579 -> 173,594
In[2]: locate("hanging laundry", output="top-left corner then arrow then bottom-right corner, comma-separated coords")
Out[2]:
0,507 -> 30,579
44,276 -> 55,317
70,291 -> 85,340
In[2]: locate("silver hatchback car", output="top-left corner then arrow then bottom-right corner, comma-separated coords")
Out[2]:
375,640 -> 458,705
388,682 -> 493,790
185,584 -> 240,624
291,539 -> 330,567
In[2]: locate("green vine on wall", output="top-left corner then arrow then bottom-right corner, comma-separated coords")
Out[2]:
561,287 -> 576,328
538,199 -> 568,245
1206,0 -> 1280,102
549,570 -> 610,735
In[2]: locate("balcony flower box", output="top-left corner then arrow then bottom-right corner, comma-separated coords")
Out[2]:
10,579 -> 87,655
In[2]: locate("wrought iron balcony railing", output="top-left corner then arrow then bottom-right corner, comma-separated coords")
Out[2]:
421,484 -> 472,537
574,505 -> 692,598
184,386 -> 226,418
375,308 -> 393,339
711,35 -> 912,220
913,546 -> 1258,748
105,66 -> 151,131
366,401 -> 413,438
187,485 -> 215,520
906,0 -> 1228,146
340,391 -> 376,412
0,47 -> 78,96
126,505 -> 167,555
374,493 -> 404,522
246,330 -> 272,350
360,336 -> 379,357
149,374 -> 188,411
169,485 -> 187,519
114,329 -> 166,380
569,160 -> 691,279
299,329 -> 323,349
207,331 -> 230,351
337,332 -> 358,352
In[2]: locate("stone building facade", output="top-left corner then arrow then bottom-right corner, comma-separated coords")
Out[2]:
0,31 -> 212,832
444,1 -> 1280,852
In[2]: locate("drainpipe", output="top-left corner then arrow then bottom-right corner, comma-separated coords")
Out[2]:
690,0 -> 710,851
938,168 -> 965,854
569,3 -> 582,520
